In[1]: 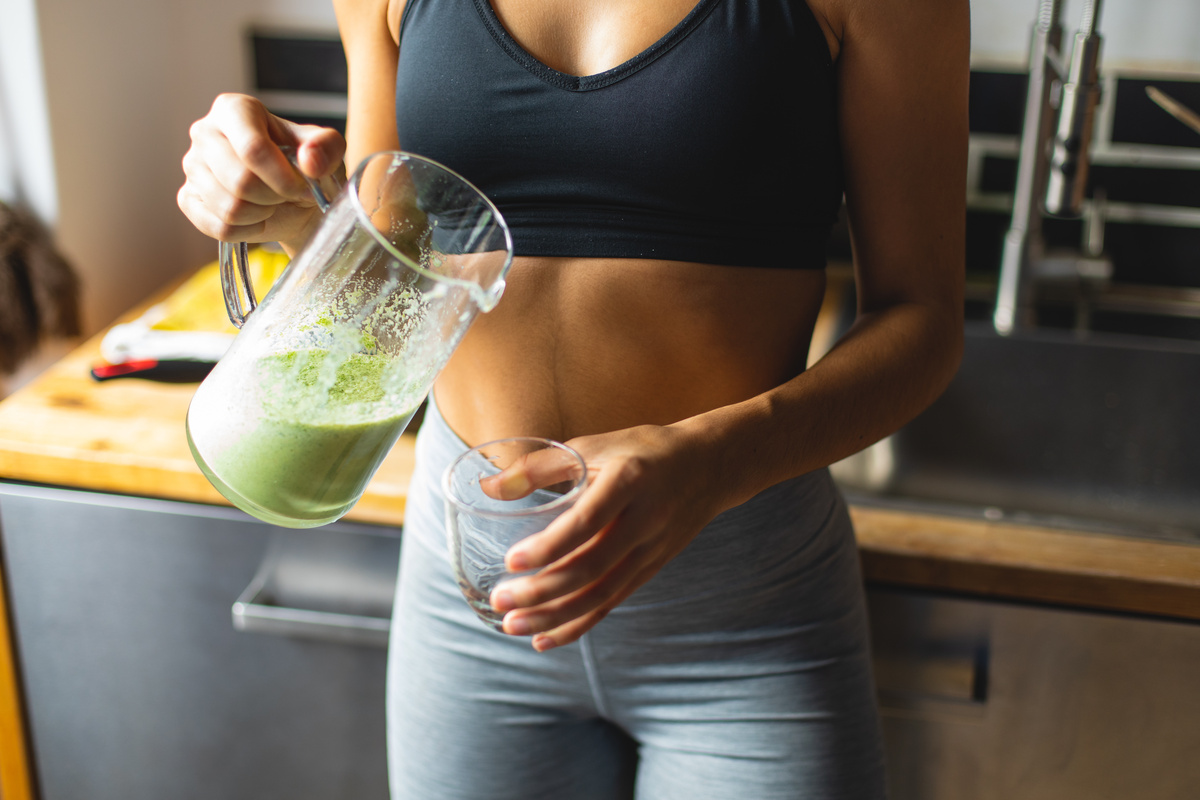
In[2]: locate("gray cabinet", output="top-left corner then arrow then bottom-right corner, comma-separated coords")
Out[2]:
0,483 -> 398,800
6,480 -> 1199,799
869,586 -> 1200,800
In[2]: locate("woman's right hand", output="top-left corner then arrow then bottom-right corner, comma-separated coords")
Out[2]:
177,93 -> 347,255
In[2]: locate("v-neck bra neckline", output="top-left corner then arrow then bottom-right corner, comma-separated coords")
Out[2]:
471,0 -> 724,92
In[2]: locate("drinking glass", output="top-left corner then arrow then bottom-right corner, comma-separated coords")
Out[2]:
443,437 -> 587,631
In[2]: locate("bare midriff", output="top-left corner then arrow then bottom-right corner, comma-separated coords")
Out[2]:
434,256 -> 827,446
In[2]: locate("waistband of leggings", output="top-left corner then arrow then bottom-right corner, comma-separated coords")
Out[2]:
413,393 -> 472,484
414,394 -> 841,517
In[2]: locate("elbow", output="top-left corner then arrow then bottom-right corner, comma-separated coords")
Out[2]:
938,312 -> 965,396
925,296 -> 965,406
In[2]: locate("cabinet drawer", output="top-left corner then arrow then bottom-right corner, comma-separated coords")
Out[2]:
869,586 -> 1200,800
0,483 -> 398,800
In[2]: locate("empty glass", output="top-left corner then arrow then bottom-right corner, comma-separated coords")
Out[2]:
443,438 -> 588,631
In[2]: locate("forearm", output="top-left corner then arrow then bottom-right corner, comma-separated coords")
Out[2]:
675,296 -> 963,512
674,0 -> 973,513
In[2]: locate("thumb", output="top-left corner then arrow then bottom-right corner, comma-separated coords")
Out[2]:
283,122 -> 347,181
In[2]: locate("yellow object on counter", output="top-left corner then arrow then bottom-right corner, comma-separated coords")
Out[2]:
152,247 -> 291,334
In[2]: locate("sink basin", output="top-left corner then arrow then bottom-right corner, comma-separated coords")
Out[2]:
833,323 -> 1200,543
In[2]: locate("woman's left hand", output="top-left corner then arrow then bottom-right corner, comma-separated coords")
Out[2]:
487,422 -> 731,651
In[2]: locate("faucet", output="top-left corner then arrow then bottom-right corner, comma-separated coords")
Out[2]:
994,0 -> 1107,336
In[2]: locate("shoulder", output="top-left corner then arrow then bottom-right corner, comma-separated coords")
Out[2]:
387,0 -> 408,44
803,0 -> 970,65
332,0 -> 401,45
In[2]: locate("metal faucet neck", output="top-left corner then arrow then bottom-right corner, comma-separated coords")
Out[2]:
994,0 -> 1106,336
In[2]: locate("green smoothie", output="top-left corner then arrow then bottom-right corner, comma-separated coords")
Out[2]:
189,349 -> 420,528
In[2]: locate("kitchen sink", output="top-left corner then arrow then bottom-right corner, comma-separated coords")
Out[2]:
833,322 -> 1200,544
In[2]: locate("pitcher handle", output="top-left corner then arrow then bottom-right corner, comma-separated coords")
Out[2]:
219,145 -> 336,328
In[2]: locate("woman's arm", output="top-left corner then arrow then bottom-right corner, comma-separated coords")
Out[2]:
333,0 -> 404,170
492,0 -> 970,650
697,0 -> 969,501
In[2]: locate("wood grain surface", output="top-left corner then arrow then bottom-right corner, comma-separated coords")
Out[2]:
853,506 -> 1200,620
0,305 -> 413,529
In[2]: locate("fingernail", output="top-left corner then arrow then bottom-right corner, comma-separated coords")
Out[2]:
532,635 -> 556,652
491,588 -> 515,613
295,141 -> 324,174
504,613 -> 530,636
507,550 -> 529,571
498,471 -> 531,499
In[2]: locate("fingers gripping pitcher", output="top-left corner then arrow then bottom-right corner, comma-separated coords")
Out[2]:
187,151 -> 512,528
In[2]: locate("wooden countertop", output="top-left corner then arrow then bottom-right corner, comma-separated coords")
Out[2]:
2,266 -> 1199,800
852,506 -> 1200,622
0,284 -> 415,528
2,275 -> 1199,625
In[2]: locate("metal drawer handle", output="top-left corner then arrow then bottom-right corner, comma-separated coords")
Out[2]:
231,530 -> 398,649
874,645 -> 989,720
232,595 -> 391,649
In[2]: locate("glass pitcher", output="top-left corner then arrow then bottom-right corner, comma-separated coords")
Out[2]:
186,151 -> 512,528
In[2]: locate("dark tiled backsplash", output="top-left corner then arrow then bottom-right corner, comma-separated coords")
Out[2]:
967,70 -> 1200,149
961,67 -> 1200,298
967,70 -> 1028,137
965,207 -> 1200,288
828,67 -> 1200,340
980,157 -> 1200,210
249,31 -> 348,134
1110,77 -> 1200,149
250,33 -> 347,94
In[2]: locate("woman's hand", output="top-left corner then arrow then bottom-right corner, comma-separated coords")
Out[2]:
487,422 -> 734,651
177,93 -> 347,255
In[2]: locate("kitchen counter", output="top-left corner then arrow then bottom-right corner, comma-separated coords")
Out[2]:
18,338 -> 1196,622
0,308 -> 416,528
2,276 -> 1199,623
853,504 -> 1200,621
5,271 -> 1200,800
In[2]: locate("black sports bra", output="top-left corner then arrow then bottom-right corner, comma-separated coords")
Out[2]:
395,0 -> 842,269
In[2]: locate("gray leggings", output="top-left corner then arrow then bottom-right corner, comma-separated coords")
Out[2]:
386,401 -> 887,799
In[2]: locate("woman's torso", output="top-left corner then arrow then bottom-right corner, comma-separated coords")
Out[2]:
391,0 -> 843,445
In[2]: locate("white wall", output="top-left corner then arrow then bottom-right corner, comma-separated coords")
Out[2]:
972,0 -> 1200,72
8,0 -> 1200,337
0,0 -> 57,224
16,0 -> 337,336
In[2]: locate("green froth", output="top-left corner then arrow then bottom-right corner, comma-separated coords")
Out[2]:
191,348 -> 420,528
